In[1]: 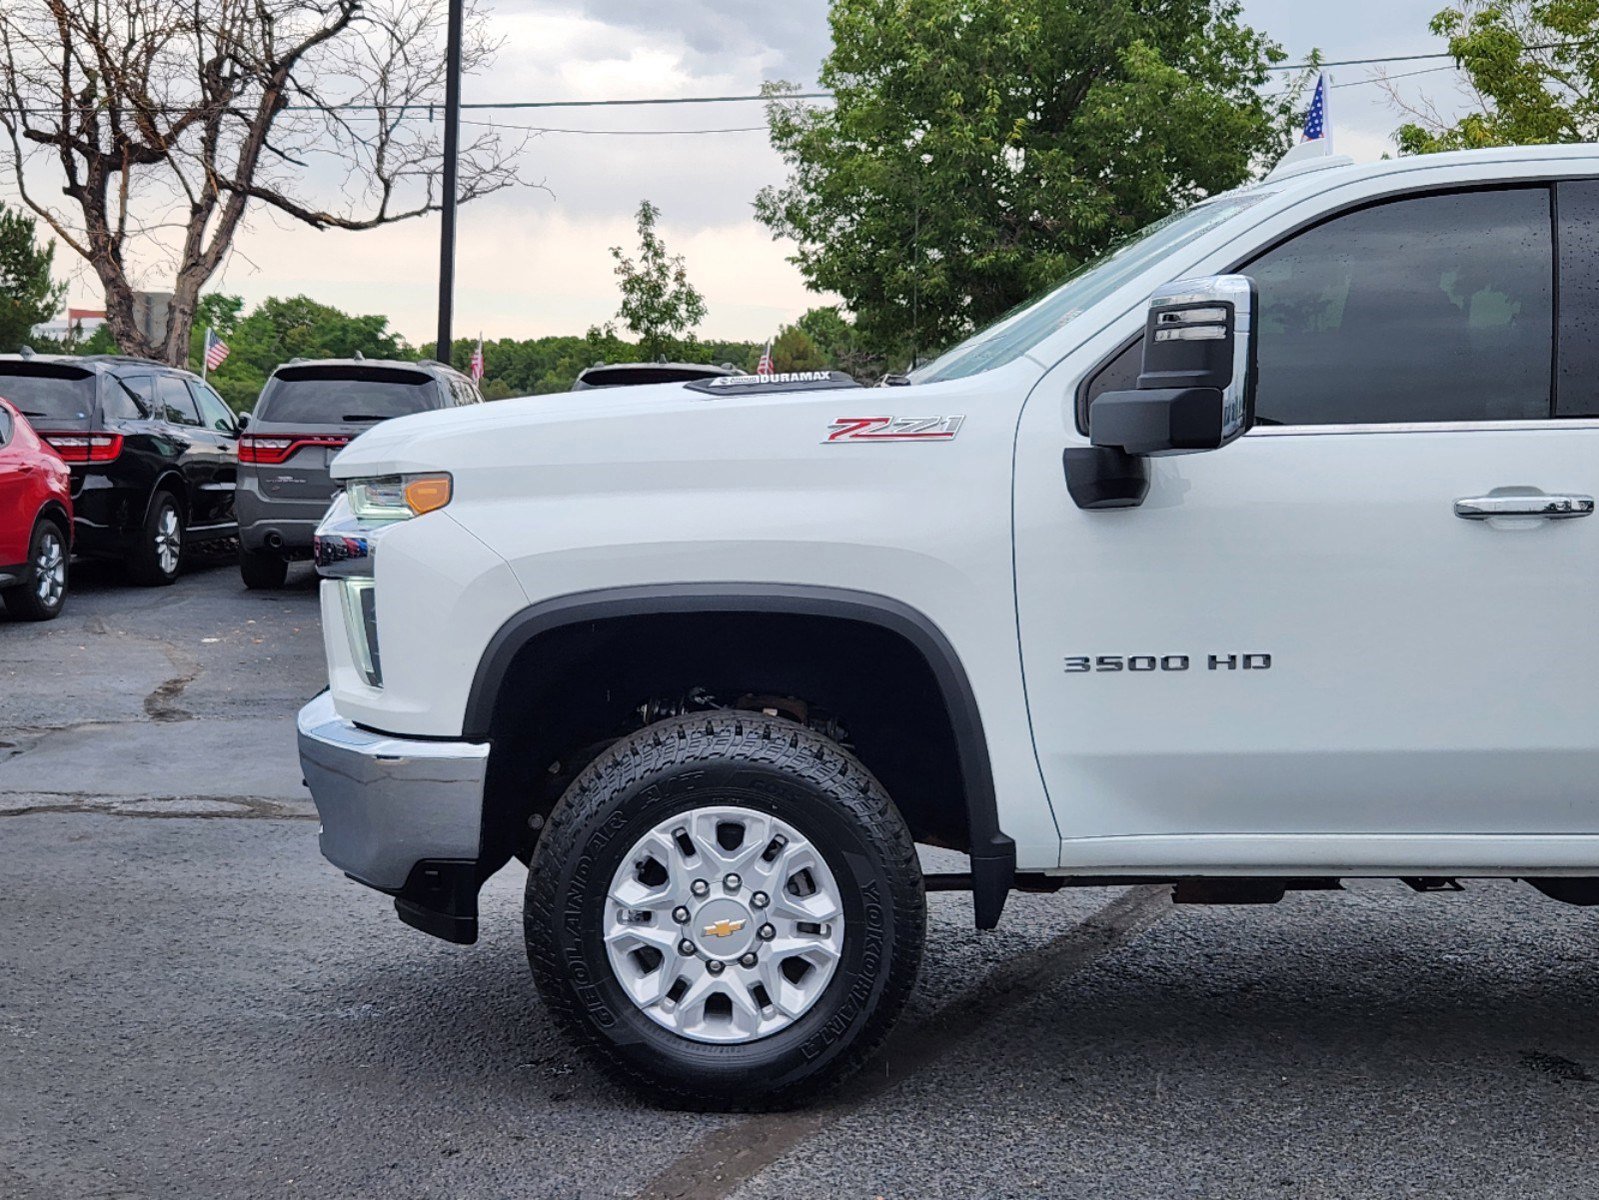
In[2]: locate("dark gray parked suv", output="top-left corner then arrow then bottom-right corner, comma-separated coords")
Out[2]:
237,358 -> 482,588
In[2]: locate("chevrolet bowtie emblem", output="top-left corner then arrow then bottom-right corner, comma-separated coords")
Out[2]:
702,918 -> 746,939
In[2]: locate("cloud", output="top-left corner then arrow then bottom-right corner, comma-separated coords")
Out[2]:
569,0 -> 830,84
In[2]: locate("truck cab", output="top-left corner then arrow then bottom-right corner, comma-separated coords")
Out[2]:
298,144 -> 1599,1107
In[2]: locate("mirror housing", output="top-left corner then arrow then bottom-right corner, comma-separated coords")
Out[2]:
238,410 -> 251,430
1066,275 -> 1258,510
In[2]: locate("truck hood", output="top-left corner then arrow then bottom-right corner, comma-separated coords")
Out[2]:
332,383 -> 689,477
330,379 -> 866,479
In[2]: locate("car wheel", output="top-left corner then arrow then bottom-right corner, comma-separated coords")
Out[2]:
524,710 -> 925,1110
128,491 -> 184,587
3,517 -> 69,621
239,547 -> 289,590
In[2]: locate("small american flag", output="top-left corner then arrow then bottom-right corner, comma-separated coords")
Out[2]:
755,339 -> 774,376
1301,71 -> 1330,144
469,335 -> 485,383
203,328 -> 230,370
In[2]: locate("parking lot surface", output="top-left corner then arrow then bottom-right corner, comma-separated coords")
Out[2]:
5,561 -> 1599,1198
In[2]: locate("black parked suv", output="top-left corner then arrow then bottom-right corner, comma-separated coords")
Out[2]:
236,358 -> 482,588
572,362 -> 738,389
0,353 -> 239,586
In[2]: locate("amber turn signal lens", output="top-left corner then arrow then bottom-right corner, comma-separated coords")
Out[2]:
403,474 -> 452,516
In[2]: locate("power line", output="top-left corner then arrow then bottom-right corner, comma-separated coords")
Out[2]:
1265,50 -> 1456,72
460,118 -> 768,135
1266,38 -> 1599,72
356,91 -> 829,113
1332,64 -> 1459,89
13,39 -> 1595,124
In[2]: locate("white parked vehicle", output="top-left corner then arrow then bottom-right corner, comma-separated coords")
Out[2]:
299,143 -> 1599,1107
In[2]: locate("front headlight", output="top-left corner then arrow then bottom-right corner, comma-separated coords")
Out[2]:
346,472 -> 452,521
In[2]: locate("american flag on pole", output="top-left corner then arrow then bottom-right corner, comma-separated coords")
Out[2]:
755,339 -> 774,375
469,334 -> 485,383
203,328 -> 230,370
1301,71 -> 1330,145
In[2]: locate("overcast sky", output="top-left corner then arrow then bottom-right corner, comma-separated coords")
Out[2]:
44,0 -> 1470,345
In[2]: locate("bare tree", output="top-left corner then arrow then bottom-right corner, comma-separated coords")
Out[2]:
0,0 -> 527,363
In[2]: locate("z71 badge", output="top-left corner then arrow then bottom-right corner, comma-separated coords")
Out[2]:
824,416 -> 965,443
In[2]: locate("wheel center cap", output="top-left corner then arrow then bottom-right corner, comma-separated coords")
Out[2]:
693,897 -> 755,957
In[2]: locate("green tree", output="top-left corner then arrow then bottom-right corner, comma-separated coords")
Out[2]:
757,0 -> 1289,362
771,324 -> 829,373
796,305 -> 889,382
0,203 -> 66,352
1394,2 -> 1599,152
178,293 -> 414,410
610,201 -> 708,360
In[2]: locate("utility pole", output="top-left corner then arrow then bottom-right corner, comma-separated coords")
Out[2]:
435,0 -> 465,366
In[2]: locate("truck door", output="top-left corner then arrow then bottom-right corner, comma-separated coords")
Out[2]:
1014,183 -> 1599,869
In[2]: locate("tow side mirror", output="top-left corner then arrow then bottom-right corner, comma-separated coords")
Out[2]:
1065,275 -> 1258,510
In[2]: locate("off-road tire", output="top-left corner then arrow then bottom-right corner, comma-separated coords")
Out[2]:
524,710 -> 925,1110
239,547 -> 289,590
2,516 -> 69,621
127,491 -> 183,587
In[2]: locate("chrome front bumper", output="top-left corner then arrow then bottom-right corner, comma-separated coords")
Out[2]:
296,691 -> 489,891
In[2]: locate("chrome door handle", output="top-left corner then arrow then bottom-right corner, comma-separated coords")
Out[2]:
1454,494 -> 1595,520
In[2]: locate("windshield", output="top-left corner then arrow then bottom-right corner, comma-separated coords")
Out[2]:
909,191 -> 1270,384
0,363 -> 97,423
256,366 -> 436,425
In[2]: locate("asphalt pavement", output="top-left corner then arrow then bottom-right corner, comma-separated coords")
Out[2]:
4,558 -> 1599,1198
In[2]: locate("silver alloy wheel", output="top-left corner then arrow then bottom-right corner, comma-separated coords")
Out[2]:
154,505 -> 181,576
603,805 -> 846,1044
33,527 -> 65,608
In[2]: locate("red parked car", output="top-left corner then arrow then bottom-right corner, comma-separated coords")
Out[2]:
0,397 -> 72,620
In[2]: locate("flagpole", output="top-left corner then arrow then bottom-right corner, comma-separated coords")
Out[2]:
201,327 -> 210,382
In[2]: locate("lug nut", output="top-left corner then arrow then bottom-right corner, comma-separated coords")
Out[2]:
672,906 -> 690,924
690,879 -> 709,897
750,891 -> 769,909
723,873 -> 742,891
706,959 -> 725,975
758,923 -> 775,941
678,938 -> 696,956
739,952 -> 758,968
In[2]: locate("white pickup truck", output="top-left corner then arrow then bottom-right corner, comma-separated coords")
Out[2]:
299,143 -> 1599,1108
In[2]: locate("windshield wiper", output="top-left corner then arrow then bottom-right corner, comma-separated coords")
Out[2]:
16,409 -> 53,418
342,413 -> 387,422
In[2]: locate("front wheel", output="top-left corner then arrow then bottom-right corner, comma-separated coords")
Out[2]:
524,711 -> 925,1110
3,517 -> 69,621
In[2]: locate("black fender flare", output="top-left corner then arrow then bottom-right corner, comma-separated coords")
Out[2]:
464,583 -> 1017,928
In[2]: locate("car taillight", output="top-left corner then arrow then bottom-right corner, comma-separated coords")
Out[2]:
238,434 -> 351,464
43,433 -> 123,463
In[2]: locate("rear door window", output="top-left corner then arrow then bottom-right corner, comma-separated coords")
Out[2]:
0,405 -> 13,447
256,366 -> 436,426
105,375 -> 152,421
158,375 -> 202,426
0,363 -> 97,424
